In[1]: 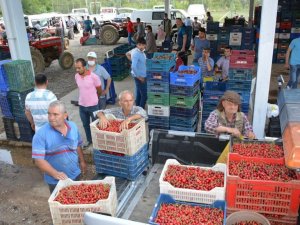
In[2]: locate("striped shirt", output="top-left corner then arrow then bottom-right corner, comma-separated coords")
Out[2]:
25,88 -> 57,131
94,106 -> 148,120
198,56 -> 214,77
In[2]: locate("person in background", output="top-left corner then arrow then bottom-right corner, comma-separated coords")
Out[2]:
206,11 -> 214,22
127,17 -> 135,46
191,27 -> 210,63
198,48 -> 214,77
192,17 -> 202,39
32,100 -> 86,194
205,91 -> 255,139
95,90 -> 148,131
162,13 -> 172,41
175,18 -> 188,52
185,16 -> 193,50
93,17 -> 100,38
67,15 -> 75,39
74,58 -> 102,148
136,18 -> 145,40
157,25 -> 166,44
215,46 -> 232,81
145,25 -> 157,59
285,37 -> 300,89
131,38 -> 147,109
86,51 -> 112,110
25,74 -> 57,132
84,16 -> 93,34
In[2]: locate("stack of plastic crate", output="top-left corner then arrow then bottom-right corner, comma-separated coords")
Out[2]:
206,22 -> 219,60
169,65 -> 201,132
147,53 -> 176,131
242,27 -> 255,50
90,117 -> 149,181
227,50 -> 255,114
229,26 -> 243,50
1,60 -> 35,142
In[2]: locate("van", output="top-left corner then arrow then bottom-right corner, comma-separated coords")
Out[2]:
71,8 -> 89,16
187,4 -> 206,22
153,5 -> 174,10
99,7 -> 119,21
131,9 -> 189,35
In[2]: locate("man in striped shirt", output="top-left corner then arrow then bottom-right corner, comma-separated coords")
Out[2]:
25,74 -> 57,131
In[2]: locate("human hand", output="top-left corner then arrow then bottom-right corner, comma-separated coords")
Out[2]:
284,63 -> 289,69
98,116 -> 110,129
30,123 -> 35,131
119,118 -> 131,131
53,171 -> 68,180
101,89 -> 108,96
138,77 -> 145,83
247,131 -> 256,139
228,128 -> 242,138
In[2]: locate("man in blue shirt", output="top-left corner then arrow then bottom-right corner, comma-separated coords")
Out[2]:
191,27 -> 210,62
285,37 -> 300,89
32,100 -> 86,193
176,18 -> 188,52
84,16 -> 93,34
131,38 -> 147,109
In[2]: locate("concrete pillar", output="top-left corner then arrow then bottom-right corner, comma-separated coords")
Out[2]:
248,0 -> 255,26
252,0 -> 278,138
0,0 -> 32,62
165,0 -> 170,18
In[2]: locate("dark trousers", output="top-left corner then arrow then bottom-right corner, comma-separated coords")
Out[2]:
79,105 -> 99,143
134,78 -> 147,109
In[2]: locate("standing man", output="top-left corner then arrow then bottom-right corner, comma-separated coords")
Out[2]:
86,52 -> 112,110
162,13 -> 172,41
131,38 -> 147,109
25,74 -> 57,132
285,37 -> 300,89
185,17 -> 193,49
216,46 -> 232,81
127,17 -> 135,46
145,25 -> 157,59
84,16 -> 93,34
192,17 -> 202,39
136,18 -> 145,40
206,12 -> 214,22
67,15 -> 75,40
32,100 -> 86,193
75,58 -> 102,148
176,18 -> 188,52
93,17 -> 100,38
191,27 -> 210,63
198,48 -> 215,77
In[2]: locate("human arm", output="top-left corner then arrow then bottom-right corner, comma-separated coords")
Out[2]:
126,50 -> 132,61
76,146 -> 86,175
103,77 -> 112,95
96,111 -> 111,129
285,47 -> 291,69
25,109 -> 35,131
120,106 -> 148,130
99,66 -> 112,95
34,159 -> 68,180
181,34 -> 187,52
131,51 -> 145,82
119,114 -> 143,131
207,57 -> 214,72
242,115 -> 255,139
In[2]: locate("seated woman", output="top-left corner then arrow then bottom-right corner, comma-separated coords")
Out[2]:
205,91 -> 255,139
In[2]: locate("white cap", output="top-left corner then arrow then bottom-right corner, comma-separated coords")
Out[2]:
87,52 -> 97,58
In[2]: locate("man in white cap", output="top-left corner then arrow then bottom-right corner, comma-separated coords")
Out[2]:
86,51 -> 112,109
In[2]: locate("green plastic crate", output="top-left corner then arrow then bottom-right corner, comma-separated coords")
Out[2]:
170,91 -> 200,108
3,60 -> 34,92
111,72 -> 129,81
147,92 -> 170,105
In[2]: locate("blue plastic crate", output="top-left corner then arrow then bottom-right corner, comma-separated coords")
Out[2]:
218,27 -> 229,34
203,90 -> 224,101
0,60 -> 12,92
2,116 -> 17,140
170,80 -> 200,96
227,80 -> 252,92
7,89 -> 33,118
106,55 -> 126,66
170,114 -> 198,127
146,53 -> 176,72
291,33 -> 300,40
147,71 -> 170,83
170,65 -> 201,87
237,91 -> 251,104
218,33 -> 230,41
15,117 -> 34,142
207,22 -> 220,30
277,89 -> 300,111
148,115 -> 169,127
170,102 -> 199,117
205,81 -> 227,92
230,26 -> 243,32
149,124 -> 169,131
241,42 -> 254,50
149,194 -> 226,225
113,44 -> 134,55
93,144 -> 149,181
203,100 -> 218,111
147,80 -> 170,93
228,68 -> 253,81
169,121 -> 198,132
242,103 -> 249,113
0,91 -> 13,118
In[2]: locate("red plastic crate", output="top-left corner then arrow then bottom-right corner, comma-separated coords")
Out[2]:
280,21 -> 292,29
230,55 -> 255,69
226,153 -> 300,216
231,50 -> 256,56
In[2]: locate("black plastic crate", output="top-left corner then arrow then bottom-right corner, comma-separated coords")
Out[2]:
15,117 -> 34,142
2,116 -> 18,140
7,88 -> 33,118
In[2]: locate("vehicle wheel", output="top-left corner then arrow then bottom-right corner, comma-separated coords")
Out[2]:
41,33 -> 51,38
59,51 -> 74,70
100,25 -> 120,45
64,38 -> 69,50
30,46 -> 45,73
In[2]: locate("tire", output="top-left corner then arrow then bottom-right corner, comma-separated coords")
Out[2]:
30,46 -> 45,73
59,51 -> 74,70
64,38 -> 69,50
100,25 -> 120,45
41,33 -> 51,38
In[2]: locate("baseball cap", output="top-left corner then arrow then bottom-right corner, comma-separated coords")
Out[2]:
87,52 -> 97,58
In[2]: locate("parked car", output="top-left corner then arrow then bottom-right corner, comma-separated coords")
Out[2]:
187,4 -> 206,23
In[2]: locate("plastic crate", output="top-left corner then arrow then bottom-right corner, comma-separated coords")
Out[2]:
147,80 -> 169,93
231,50 -> 256,56
279,104 -> 300,132
170,102 -> 199,117
170,91 -> 199,109
113,44 -> 134,55
227,80 -> 252,92
3,60 -> 34,92
207,22 -> 220,30
93,144 -> 149,180
149,194 -> 226,225
106,55 -> 125,66
170,80 -> 200,96
203,90 -> 224,101
0,59 -> 12,92
0,91 -> 13,118
146,71 -> 169,83
90,118 -> 147,156
261,212 -> 299,225
226,153 -> 300,216
277,89 -> 300,111
146,54 -> 176,72
152,52 -> 176,61
203,99 -> 218,111
228,68 -> 253,81
169,114 -> 198,126
230,55 -> 255,69
148,105 -> 170,117
2,116 -> 17,140
15,117 -> 34,142
7,89 -> 34,118
169,118 -> 198,132
148,115 -> 169,127
48,177 -> 117,225
147,92 -> 170,105
111,72 -> 129,81
205,81 -> 227,92
170,65 -> 201,87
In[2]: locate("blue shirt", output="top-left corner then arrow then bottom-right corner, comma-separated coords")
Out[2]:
177,25 -> 187,50
192,37 -> 210,60
289,37 -> 300,65
87,64 -> 111,98
84,19 -> 92,29
198,57 -> 215,76
32,121 -> 83,185
131,48 -> 147,78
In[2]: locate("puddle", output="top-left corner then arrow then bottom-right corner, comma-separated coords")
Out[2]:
0,149 -> 13,165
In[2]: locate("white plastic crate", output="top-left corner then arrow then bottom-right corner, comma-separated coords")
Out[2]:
206,34 -> 218,41
90,118 -> 147,155
279,33 -> 290,39
291,27 -> 300,33
159,159 -> 226,204
148,105 -> 170,117
48,177 -> 118,225
229,32 -> 242,46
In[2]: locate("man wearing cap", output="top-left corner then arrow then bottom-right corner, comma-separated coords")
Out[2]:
205,91 -> 255,139
75,58 -> 102,148
86,52 -> 112,110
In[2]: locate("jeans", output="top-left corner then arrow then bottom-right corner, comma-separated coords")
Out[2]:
128,32 -> 136,46
287,64 -> 300,89
146,53 -> 154,59
186,26 -> 193,50
48,174 -> 81,194
98,97 -> 107,110
134,78 -> 147,109
79,105 -> 99,143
